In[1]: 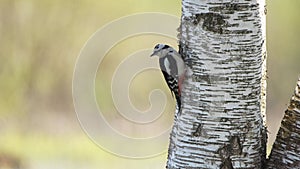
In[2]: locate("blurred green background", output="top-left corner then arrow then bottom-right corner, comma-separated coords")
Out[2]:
0,0 -> 299,168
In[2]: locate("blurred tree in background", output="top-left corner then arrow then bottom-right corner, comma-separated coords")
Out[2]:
0,0 -> 299,168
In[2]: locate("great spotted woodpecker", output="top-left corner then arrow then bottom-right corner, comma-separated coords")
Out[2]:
150,44 -> 186,112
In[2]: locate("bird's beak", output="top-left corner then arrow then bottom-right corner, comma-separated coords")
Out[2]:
150,52 -> 156,57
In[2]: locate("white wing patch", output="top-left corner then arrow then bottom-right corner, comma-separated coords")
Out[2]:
164,58 -> 171,75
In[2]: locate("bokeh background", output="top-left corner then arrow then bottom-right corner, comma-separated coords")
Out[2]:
0,0 -> 299,168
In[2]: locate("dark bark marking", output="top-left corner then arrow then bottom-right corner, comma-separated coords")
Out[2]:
264,5 -> 267,15
218,145 -> 231,160
229,136 -> 242,155
194,13 -> 228,34
192,74 -> 229,84
220,158 -> 233,169
218,145 -> 234,169
192,122 -> 203,137
187,10 -> 255,35
218,136 -> 243,168
261,126 -> 268,168
231,29 -> 253,34
209,3 -> 259,14
187,3 -> 260,35
178,41 -> 187,59
179,41 -> 194,68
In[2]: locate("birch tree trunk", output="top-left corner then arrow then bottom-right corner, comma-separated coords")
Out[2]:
167,0 -> 267,168
266,77 -> 300,168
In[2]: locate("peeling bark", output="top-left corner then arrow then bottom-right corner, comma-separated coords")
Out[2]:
267,77 -> 300,168
167,0 -> 267,168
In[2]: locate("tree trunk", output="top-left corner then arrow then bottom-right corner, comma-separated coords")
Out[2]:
267,77 -> 300,168
167,0 -> 267,168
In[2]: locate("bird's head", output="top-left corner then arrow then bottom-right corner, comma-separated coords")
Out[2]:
150,44 -> 172,58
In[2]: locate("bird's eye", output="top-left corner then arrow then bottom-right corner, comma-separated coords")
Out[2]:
155,45 -> 159,49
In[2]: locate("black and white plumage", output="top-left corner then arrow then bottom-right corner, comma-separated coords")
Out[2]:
150,44 -> 186,112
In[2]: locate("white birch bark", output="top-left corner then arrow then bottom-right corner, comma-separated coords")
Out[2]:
267,77 -> 300,168
167,0 -> 267,168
